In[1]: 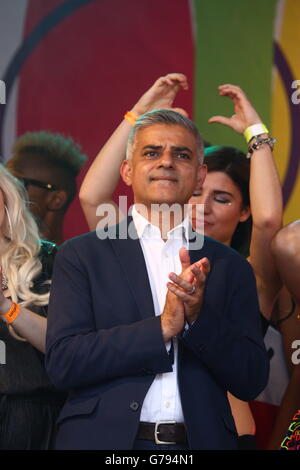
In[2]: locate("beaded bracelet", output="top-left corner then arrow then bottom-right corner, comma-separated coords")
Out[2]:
246,136 -> 276,159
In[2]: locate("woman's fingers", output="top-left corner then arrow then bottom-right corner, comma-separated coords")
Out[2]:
159,73 -> 188,89
208,115 -> 234,127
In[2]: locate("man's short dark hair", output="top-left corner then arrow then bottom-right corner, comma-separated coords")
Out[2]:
126,109 -> 204,162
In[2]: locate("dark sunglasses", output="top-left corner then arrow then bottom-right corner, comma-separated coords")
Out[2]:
20,177 -> 59,191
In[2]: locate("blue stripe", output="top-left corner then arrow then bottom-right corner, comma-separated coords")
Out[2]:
274,42 -> 300,206
0,0 -> 94,156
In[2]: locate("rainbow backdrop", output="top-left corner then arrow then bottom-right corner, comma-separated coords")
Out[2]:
194,0 -> 299,224
0,0 -> 299,237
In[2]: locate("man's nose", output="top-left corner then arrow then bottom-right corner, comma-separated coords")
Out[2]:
157,151 -> 174,167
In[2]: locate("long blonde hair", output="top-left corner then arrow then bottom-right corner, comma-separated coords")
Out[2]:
0,164 -> 49,307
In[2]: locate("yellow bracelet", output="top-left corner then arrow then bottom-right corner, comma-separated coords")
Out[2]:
0,302 -> 21,324
244,123 -> 269,143
124,111 -> 138,126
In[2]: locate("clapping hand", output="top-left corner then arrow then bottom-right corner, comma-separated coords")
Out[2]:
167,248 -> 210,325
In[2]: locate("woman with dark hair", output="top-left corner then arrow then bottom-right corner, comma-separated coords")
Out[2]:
191,146 -> 252,257
79,75 -> 283,449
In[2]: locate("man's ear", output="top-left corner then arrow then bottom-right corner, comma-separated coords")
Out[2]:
120,160 -> 133,187
239,205 -> 251,223
194,164 -> 207,193
46,190 -> 68,211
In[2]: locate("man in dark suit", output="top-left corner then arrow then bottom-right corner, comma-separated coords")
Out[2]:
45,109 -> 269,450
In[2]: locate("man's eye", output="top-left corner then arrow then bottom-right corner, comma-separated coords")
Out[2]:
176,153 -> 190,159
144,151 -> 158,158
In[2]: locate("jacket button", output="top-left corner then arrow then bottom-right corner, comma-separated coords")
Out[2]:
130,401 -> 139,411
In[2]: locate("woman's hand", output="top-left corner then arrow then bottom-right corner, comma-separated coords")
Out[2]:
131,73 -> 189,117
208,84 -> 263,134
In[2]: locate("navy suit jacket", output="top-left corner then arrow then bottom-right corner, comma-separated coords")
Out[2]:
45,218 -> 269,450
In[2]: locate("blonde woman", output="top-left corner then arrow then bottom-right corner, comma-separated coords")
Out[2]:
0,164 -> 65,449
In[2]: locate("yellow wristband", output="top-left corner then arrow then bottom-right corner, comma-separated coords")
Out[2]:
244,123 -> 269,143
1,302 -> 21,324
124,111 -> 138,126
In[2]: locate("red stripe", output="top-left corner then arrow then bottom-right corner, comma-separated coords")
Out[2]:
250,401 -> 279,449
18,0 -> 194,239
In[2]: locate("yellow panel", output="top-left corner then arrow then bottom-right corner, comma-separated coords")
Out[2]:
272,0 -> 300,222
272,69 -> 290,181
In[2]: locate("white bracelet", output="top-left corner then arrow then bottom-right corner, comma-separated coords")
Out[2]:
244,123 -> 269,143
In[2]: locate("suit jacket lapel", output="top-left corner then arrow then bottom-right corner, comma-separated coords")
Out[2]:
188,224 -> 205,265
108,217 -> 155,320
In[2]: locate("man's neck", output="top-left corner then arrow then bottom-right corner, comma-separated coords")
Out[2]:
134,203 -> 187,241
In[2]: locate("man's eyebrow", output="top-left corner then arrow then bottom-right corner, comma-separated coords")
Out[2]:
142,145 -> 163,151
141,145 -> 193,153
171,146 -> 193,154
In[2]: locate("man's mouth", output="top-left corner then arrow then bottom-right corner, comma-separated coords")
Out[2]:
150,176 -> 177,182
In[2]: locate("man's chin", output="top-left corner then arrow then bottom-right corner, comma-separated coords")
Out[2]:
150,198 -> 185,208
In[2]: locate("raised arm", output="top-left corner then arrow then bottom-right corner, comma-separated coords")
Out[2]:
209,84 -> 283,320
79,73 -> 189,230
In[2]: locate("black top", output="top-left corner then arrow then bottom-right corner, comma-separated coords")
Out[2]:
0,241 -> 65,403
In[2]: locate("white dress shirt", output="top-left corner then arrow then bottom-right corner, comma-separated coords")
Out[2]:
132,205 -> 190,423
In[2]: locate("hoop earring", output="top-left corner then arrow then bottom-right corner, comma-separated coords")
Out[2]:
4,205 -> 12,239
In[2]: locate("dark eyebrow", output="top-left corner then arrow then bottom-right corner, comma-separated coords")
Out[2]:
142,145 -> 163,151
142,145 -> 193,154
171,146 -> 192,154
213,190 -> 234,197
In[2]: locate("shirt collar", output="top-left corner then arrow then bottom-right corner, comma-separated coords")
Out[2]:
131,204 -> 190,242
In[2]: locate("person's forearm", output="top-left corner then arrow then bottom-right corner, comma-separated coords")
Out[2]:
79,117 -> 132,207
249,138 -> 283,230
0,298 -> 47,353
248,138 -> 283,317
